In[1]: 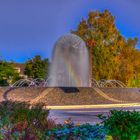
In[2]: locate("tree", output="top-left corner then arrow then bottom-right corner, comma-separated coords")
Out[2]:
0,61 -> 20,86
24,55 -> 49,79
118,39 -> 140,86
72,10 -> 140,87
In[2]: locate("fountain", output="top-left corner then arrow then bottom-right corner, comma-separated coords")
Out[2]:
11,34 -> 126,88
49,34 -> 89,87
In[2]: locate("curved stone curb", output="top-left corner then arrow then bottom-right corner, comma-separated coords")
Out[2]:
93,87 -> 125,103
30,88 -> 53,104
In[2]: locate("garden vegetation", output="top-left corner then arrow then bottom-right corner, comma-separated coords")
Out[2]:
0,101 -> 140,140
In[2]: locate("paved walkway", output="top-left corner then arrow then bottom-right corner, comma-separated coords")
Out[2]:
48,105 -> 140,124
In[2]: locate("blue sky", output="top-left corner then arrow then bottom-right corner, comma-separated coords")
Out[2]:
0,0 -> 140,63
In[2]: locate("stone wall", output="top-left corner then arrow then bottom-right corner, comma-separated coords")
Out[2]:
0,87 -> 140,105
0,87 -> 45,102
101,88 -> 140,102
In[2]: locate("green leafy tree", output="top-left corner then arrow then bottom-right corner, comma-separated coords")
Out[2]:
24,55 -> 49,79
0,61 -> 20,86
72,10 -> 140,86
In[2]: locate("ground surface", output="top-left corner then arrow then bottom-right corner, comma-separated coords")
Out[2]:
49,106 -> 140,124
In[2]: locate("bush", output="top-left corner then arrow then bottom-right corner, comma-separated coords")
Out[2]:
98,110 -> 140,140
0,101 -> 50,139
46,119 -> 107,140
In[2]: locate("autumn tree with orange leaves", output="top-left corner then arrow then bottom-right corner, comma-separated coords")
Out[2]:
72,10 -> 140,87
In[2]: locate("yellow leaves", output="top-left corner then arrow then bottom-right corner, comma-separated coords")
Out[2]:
64,118 -> 72,124
114,56 -> 120,64
76,122 -> 81,126
106,135 -> 113,140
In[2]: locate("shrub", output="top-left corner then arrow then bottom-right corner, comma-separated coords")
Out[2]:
98,110 -> 140,140
0,101 -> 50,139
46,119 -> 107,140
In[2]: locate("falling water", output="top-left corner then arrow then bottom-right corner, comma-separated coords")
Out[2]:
49,34 -> 89,87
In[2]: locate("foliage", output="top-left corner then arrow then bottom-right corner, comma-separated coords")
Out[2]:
0,61 -> 20,86
24,55 -> 49,79
0,101 -> 50,139
46,122 -> 107,140
0,101 -> 107,140
98,110 -> 140,140
72,10 -> 140,87
1,103 -> 140,140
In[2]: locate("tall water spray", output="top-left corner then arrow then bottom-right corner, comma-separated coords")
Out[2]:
49,34 -> 89,87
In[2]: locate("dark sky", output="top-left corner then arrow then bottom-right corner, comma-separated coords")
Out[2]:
0,0 -> 140,63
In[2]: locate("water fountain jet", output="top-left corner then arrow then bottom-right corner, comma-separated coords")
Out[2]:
49,34 -> 89,87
